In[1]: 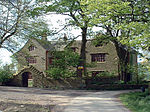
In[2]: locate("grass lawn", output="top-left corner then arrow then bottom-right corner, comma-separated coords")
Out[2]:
120,90 -> 150,112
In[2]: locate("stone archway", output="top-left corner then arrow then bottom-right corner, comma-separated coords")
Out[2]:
22,72 -> 33,87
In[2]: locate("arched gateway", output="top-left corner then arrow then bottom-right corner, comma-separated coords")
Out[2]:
10,65 -> 44,87
22,72 -> 32,87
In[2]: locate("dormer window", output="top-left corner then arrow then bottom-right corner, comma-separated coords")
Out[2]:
28,45 -> 35,51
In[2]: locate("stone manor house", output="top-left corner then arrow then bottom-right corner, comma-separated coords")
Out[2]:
9,37 -> 137,88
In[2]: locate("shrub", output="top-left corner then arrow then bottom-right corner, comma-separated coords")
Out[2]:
0,70 -> 13,83
46,49 -> 80,79
95,71 -> 116,77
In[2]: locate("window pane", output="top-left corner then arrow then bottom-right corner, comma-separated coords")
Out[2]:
49,58 -> 53,64
29,46 -> 35,51
91,53 -> 106,62
26,57 -> 36,63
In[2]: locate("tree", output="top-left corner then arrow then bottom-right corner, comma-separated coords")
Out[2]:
0,0 -> 32,52
0,63 -> 14,83
81,0 -> 150,83
0,0 -> 52,53
32,0 -> 94,77
46,48 -> 80,79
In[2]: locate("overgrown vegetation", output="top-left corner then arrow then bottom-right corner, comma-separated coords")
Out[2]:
46,48 -> 80,79
0,63 -> 14,83
120,90 -> 150,112
0,70 -> 13,83
95,71 -> 116,78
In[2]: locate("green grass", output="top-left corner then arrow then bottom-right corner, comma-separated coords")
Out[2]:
28,79 -> 33,87
120,90 -> 150,112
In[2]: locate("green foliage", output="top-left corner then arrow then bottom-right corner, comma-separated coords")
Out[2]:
138,64 -> 149,81
120,90 -> 150,112
0,69 -> 13,83
95,71 -> 116,78
46,48 -> 80,79
127,62 -> 150,83
0,63 -> 15,83
33,0 -> 91,28
92,34 -> 110,46
0,0 -> 35,51
82,0 -> 150,50
21,18 -> 51,40
114,80 -> 125,84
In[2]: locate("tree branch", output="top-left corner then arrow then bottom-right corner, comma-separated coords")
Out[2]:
50,24 -> 73,35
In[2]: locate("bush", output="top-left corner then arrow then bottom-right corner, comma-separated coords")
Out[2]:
95,71 -> 116,78
46,49 -> 80,79
0,70 -> 13,83
46,68 -> 76,79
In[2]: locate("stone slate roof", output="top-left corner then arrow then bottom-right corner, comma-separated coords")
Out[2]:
34,38 -> 55,51
34,38 -> 67,51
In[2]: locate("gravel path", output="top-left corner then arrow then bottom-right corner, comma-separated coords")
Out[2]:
0,86 -> 136,112
0,86 -> 93,112
64,90 -> 133,112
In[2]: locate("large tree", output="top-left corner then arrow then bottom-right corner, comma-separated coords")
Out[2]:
0,0 -> 29,50
83,0 -> 150,50
81,0 -> 150,82
0,0 -> 51,52
32,0 -> 93,77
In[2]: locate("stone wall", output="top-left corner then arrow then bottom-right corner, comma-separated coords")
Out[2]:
71,40 -> 119,74
16,39 -> 47,72
7,72 -> 84,89
41,77 -> 84,89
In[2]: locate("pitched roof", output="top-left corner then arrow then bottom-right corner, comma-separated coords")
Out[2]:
33,38 -> 54,51
34,38 -> 68,51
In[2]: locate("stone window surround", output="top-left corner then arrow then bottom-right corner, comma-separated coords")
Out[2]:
28,45 -> 35,51
91,53 -> 106,62
26,56 -> 37,64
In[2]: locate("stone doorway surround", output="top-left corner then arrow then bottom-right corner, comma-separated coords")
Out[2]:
22,72 -> 33,87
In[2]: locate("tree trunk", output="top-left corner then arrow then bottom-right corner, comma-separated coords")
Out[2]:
113,40 -> 129,83
78,27 -> 87,77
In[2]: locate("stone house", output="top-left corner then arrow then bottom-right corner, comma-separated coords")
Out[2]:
10,37 -> 137,88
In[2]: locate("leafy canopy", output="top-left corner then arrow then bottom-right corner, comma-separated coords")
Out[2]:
46,48 -> 80,79
81,0 -> 150,50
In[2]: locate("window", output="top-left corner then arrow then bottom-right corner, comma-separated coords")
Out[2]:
26,57 -> 36,63
91,53 -> 106,62
49,57 -> 53,64
28,45 -> 35,51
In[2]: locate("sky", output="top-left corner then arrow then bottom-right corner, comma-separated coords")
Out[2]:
0,14 -> 82,66
0,49 -> 12,66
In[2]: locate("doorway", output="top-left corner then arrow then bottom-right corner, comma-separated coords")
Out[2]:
22,72 -> 32,87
